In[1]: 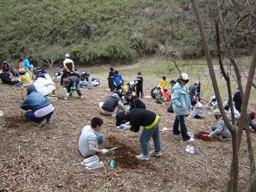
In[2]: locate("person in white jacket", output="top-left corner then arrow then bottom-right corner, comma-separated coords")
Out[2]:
33,73 -> 56,97
189,98 -> 205,118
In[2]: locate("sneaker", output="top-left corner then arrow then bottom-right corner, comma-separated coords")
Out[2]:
185,137 -> 195,142
136,153 -> 150,161
46,118 -> 52,124
37,119 -> 47,128
149,150 -> 162,157
80,95 -> 85,100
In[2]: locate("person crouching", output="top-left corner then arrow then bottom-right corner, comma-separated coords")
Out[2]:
20,84 -> 54,128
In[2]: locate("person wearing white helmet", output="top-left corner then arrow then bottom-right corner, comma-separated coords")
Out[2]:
60,53 -> 75,86
171,73 -> 194,141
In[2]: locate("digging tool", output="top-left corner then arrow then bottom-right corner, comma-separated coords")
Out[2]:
108,147 -> 120,152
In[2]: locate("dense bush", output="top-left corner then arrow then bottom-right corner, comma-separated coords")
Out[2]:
0,0 -> 254,66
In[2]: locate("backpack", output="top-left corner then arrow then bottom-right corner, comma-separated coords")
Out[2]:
150,86 -> 158,99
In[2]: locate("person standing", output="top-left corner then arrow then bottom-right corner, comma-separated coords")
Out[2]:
115,109 -> 162,161
233,88 -> 242,112
108,67 -> 115,91
60,53 -> 75,86
136,72 -> 144,98
171,73 -> 194,141
22,56 -> 33,79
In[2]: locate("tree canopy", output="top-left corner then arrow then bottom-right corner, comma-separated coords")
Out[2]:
0,0 -> 255,66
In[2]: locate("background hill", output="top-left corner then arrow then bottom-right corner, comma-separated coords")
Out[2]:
0,0 -> 255,66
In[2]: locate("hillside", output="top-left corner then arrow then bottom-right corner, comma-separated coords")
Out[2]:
0,0 -> 255,66
0,61 -> 256,191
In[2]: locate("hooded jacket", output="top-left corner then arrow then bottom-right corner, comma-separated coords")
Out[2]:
20,85 -> 53,114
171,81 -> 191,116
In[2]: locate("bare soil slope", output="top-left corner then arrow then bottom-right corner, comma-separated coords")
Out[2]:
0,74 -> 255,192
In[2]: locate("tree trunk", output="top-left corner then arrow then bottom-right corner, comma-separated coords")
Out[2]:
191,0 -> 239,191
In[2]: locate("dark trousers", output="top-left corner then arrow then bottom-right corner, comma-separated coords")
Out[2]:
67,83 -> 82,96
25,111 -> 54,123
136,85 -> 143,98
173,115 -> 190,141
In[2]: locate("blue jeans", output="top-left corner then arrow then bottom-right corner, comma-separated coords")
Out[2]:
140,121 -> 161,156
25,111 -> 54,123
173,115 -> 190,141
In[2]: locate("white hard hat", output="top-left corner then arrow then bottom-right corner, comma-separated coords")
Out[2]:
65,53 -> 70,58
180,73 -> 189,81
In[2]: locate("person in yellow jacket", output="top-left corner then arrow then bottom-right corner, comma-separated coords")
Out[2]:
158,76 -> 168,92
18,68 -> 32,86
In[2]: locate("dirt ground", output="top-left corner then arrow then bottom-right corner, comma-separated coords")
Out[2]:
0,72 -> 255,192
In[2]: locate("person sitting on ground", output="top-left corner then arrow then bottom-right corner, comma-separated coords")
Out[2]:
1,61 -> 12,73
18,68 -> 33,86
158,76 -> 168,92
99,93 -> 126,116
115,108 -> 162,161
0,68 -> 20,85
189,98 -> 205,119
125,91 -> 146,111
63,75 -> 84,100
233,87 -> 242,112
208,109 -> 231,140
155,87 -> 165,104
223,100 -> 240,121
136,72 -> 144,98
206,96 -> 218,112
20,84 -> 54,128
247,111 -> 256,133
78,117 -> 109,157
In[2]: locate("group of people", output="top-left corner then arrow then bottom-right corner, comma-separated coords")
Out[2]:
79,71 -> 256,161
79,72 -> 198,161
2,54 -> 255,161
0,57 -> 35,87
108,68 -> 144,98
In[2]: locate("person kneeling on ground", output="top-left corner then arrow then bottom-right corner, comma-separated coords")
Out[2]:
125,91 -> 146,111
247,111 -> 256,133
115,109 -> 162,161
63,76 -> 84,99
78,117 -> 109,157
18,68 -> 33,86
99,93 -> 126,116
20,84 -> 54,128
188,98 -> 205,119
208,109 -> 231,140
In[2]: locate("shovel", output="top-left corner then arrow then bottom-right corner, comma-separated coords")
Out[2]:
107,147 -> 120,152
